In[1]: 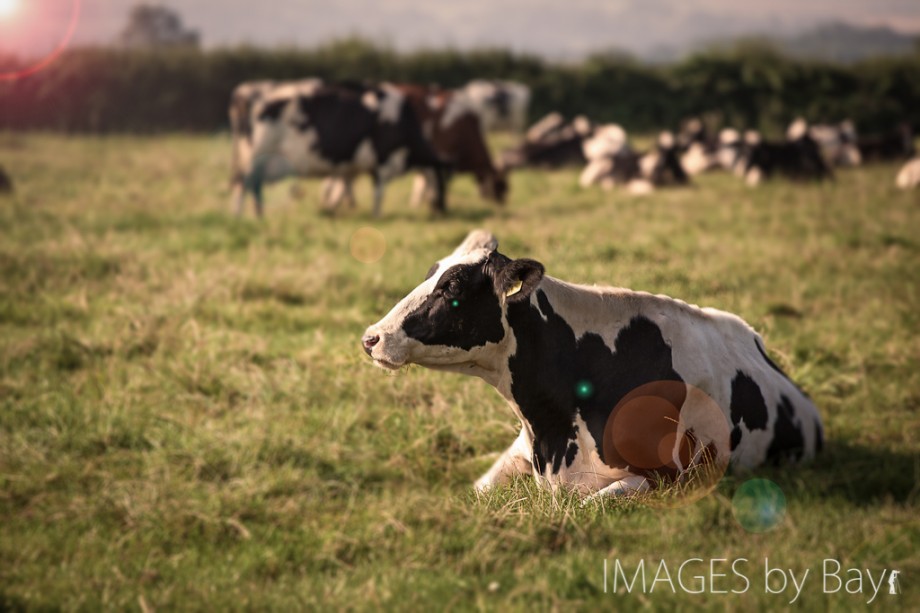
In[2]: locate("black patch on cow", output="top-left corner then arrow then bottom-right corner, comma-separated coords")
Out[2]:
424,263 -> 439,280
565,440 -> 579,468
296,90 -> 379,163
401,262 -> 504,351
730,426 -> 742,451
729,371 -> 769,431
766,395 -> 805,464
505,291 -> 684,476
258,99 -> 288,122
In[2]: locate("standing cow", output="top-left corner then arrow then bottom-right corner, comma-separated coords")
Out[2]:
231,80 -> 447,217
362,231 -> 822,499
323,83 -> 508,211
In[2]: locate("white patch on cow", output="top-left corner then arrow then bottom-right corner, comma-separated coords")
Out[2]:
628,179 -> 655,195
658,131 -> 675,149
896,157 -> 920,189
361,90 -> 380,112
682,143 -> 712,175
787,118 -> 808,141
572,115 -> 594,137
377,84 -> 404,124
639,151 -> 659,178
744,130 -> 762,146
439,92 -> 474,130
583,124 -> 628,160
745,167 -> 762,187
526,112 -> 565,143
579,158 -> 614,188
542,415 -> 633,495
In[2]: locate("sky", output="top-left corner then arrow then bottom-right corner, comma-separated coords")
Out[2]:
1,0 -> 919,60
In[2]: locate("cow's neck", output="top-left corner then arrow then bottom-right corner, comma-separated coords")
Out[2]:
497,277 -> 628,435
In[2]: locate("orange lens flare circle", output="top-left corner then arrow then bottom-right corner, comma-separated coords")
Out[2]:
0,0 -> 81,81
601,380 -> 731,508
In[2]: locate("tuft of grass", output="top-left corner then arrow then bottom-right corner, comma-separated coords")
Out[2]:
0,133 -> 918,609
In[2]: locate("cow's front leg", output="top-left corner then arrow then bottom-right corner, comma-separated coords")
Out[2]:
474,427 -> 533,493
582,475 -> 650,505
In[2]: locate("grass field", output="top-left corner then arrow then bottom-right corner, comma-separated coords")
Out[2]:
1,133 -> 918,610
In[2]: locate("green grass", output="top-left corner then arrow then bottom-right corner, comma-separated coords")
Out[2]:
1,132 -> 918,611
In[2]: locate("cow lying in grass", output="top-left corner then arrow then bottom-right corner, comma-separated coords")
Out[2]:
362,231 -> 823,500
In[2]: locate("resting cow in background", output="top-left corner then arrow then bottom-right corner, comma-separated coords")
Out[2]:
461,79 -> 531,133
676,118 -> 747,175
857,123 -> 915,163
739,120 -> 832,186
500,113 -> 596,170
232,80 -> 446,217
808,120 -> 861,167
580,130 -> 689,194
324,83 -> 508,211
896,157 -> 920,190
362,230 -> 823,499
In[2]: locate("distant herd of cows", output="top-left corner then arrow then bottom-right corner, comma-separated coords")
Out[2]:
224,78 -> 920,217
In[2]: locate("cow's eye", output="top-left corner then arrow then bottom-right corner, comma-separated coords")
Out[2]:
445,279 -> 461,297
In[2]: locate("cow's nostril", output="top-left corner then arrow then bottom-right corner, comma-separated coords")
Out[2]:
362,334 -> 380,354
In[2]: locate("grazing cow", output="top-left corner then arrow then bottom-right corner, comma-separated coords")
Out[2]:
896,157 -> 920,190
501,114 -> 595,170
580,131 -> 689,194
461,80 -> 531,133
808,120 -> 861,167
362,231 -> 822,499
233,80 -> 446,217
0,165 -> 12,194
324,83 -> 508,210
740,122 -> 832,186
857,123 -> 915,163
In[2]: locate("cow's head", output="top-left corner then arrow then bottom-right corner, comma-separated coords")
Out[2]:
478,168 -> 509,204
362,230 -> 543,374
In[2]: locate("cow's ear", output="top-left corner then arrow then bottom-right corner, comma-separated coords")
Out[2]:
499,259 -> 544,303
451,230 -> 498,257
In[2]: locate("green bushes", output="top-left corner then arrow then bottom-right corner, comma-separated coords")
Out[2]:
1,40 -> 917,134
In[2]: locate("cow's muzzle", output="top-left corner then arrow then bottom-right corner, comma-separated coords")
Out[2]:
361,334 -> 380,355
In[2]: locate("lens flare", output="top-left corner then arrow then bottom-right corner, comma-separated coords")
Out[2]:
732,478 -> 787,532
349,227 -> 387,264
0,0 -> 20,19
0,0 -> 80,81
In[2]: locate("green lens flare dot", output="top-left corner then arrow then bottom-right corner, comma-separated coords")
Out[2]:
732,478 -> 787,533
451,300 -> 460,308
575,380 -> 594,399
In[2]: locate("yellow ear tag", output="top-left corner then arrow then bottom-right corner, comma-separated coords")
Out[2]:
504,280 -> 523,298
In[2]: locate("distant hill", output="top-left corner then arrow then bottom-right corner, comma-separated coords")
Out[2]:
781,21 -> 919,62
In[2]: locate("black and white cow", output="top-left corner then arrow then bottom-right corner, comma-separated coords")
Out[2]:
739,123 -> 832,186
462,79 -> 531,133
362,231 -> 823,499
580,130 -> 689,194
234,80 -> 446,217
500,113 -> 596,170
